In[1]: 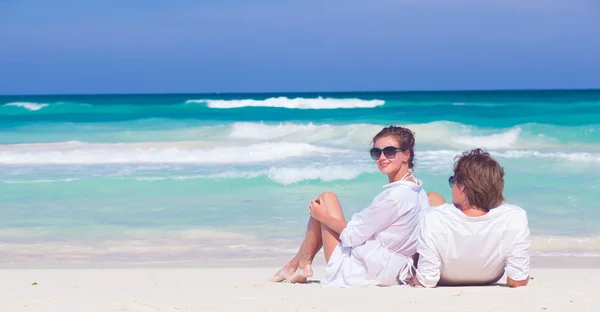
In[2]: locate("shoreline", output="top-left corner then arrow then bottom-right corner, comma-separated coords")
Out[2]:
1,255 -> 599,270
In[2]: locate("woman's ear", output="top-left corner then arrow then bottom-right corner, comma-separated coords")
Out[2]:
403,150 -> 410,162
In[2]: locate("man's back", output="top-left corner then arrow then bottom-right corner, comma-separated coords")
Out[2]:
415,203 -> 530,287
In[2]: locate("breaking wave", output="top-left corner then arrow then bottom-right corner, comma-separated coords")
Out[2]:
185,97 -> 385,109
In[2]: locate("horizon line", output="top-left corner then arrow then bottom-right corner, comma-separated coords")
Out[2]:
1,87 -> 599,97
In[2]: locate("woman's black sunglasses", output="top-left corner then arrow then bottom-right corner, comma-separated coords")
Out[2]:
370,146 -> 406,160
448,176 -> 455,188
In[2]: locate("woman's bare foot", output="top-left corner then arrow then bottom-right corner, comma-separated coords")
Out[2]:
271,263 -> 298,282
289,264 -> 313,283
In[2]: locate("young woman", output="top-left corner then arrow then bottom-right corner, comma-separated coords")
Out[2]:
271,125 -> 429,287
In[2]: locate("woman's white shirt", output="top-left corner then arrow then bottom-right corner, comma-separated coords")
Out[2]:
321,179 -> 427,287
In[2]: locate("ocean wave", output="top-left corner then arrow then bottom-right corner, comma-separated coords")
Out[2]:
451,102 -> 504,107
0,141 -> 348,165
2,165 -> 376,185
3,113 -> 599,151
1,140 -> 599,167
419,149 -> 600,164
222,121 -> 595,150
185,97 -> 385,109
3,178 -> 81,184
225,121 -> 552,150
229,122 -> 327,140
3,102 -> 49,111
166,165 -> 374,185
227,121 -> 379,144
497,150 -> 600,162
452,127 -> 522,149
266,165 -> 374,184
226,121 -> 454,146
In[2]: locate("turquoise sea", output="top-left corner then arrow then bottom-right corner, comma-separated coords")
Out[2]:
1,90 -> 600,265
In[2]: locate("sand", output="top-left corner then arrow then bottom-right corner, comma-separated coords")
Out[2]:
1,261 -> 599,312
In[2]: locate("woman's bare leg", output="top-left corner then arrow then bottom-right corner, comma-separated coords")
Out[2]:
271,215 -> 323,282
318,192 -> 345,262
287,216 -> 324,283
271,192 -> 346,283
290,192 -> 346,282
270,245 -> 302,282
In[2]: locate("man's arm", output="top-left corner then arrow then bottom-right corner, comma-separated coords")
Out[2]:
413,213 -> 442,288
505,211 -> 531,288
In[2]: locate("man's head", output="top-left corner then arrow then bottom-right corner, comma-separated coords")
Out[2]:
450,148 -> 505,211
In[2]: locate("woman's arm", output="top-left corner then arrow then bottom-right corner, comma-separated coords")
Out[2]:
320,214 -> 348,234
337,197 -> 404,248
309,190 -> 410,248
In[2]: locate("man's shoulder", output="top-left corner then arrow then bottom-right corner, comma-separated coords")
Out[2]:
419,204 -> 459,237
422,203 -> 457,221
493,203 -> 528,219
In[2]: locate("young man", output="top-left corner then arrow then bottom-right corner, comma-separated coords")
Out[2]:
413,148 -> 530,288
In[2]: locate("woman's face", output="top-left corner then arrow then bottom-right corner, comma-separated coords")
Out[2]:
372,136 -> 409,175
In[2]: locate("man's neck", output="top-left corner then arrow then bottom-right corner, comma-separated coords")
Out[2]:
461,206 -> 488,217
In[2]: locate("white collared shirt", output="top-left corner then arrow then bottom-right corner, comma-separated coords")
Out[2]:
339,179 -> 429,255
415,203 -> 531,287
321,179 -> 430,287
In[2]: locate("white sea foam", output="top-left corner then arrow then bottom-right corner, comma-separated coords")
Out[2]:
131,165 -> 376,185
452,127 -> 522,149
224,122 -> 550,150
226,121 -> 453,146
1,139 -> 598,167
497,150 -> 600,162
266,165 -> 374,184
185,97 -> 385,109
229,122 -> 331,140
0,141 -> 347,165
227,121 -> 381,144
418,149 -> 600,166
3,178 -> 81,184
2,120 -> 583,152
3,102 -> 49,111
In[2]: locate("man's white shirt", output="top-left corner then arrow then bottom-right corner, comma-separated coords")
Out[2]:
415,203 -> 531,287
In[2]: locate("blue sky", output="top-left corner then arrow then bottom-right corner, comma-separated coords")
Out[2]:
1,0 -> 599,94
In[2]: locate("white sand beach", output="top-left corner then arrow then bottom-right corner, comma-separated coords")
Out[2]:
1,258 -> 599,312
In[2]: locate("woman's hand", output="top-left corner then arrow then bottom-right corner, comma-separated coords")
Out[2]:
309,194 -> 348,235
309,196 -> 328,222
